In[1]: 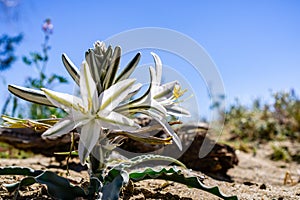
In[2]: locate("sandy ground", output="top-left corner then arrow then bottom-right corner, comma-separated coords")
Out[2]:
128,142 -> 300,200
0,142 -> 299,200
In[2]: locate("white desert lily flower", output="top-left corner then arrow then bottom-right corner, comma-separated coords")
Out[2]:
115,53 -> 190,150
150,52 -> 190,117
41,61 -> 139,164
115,53 -> 191,151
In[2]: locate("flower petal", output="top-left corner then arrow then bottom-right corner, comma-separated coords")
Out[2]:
116,96 -> 167,119
78,119 -> 101,164
151,113 -> 182,151
42,110 -> 90,139
41,117 -> 76,139
153,81 -> 178,100
99,79 -> 136,111
41,88 -> 83,112
119,64 -> 157,111
80,62 -> 99,113
97,111 -> 139,131
122,83 -> 142,102
165,104 -> 191,117
151,52 -> 162,86
133,109 -> 182,151
114,130 -> 172,145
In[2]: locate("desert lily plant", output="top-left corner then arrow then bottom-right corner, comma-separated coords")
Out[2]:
0,42 -> 237,200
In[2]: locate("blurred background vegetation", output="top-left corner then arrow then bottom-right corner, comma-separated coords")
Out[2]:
224,90 -> 299,142
222,89 -> 300,162
0,18 -> 67,158
0,19 -> 67,119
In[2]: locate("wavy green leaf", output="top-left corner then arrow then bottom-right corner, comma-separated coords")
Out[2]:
129,167 -> 238,200
102,169 -> 129,200
36,171 -> 86,199
0,167 -> 87,199
111,155 -> 186,170
0,166 -> 43,176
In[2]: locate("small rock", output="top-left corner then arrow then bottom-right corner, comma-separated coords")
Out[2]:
243,181 -> 255,186
259,183 -> 267,190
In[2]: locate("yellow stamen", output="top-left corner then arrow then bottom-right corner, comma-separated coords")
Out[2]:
173,85 -> 187,99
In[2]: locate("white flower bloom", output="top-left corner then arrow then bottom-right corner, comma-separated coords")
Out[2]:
41,61 -> 140,164
7,41 -> 190,155
150,52 -> 190,117
115,53 -> 191,151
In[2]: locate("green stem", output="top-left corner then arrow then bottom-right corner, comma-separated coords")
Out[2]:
90,153 -> 102,176
89,144 -> 108,182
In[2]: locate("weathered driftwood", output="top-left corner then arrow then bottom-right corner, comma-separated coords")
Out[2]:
0,120 -> 238,176
0,127 -> 79,157
119,122 -> 238,177
177,127 -> 239,179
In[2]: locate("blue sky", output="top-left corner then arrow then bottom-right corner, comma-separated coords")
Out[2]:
0,0 -> 299,119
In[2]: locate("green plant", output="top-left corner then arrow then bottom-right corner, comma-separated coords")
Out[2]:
0,142 -> 33,159
224,91 -> 300,142
270,143 -> 291,162
0,33 -> 23,71
0,34 -> 23,117
1,42 -> 237,199
2,19 -> 67,119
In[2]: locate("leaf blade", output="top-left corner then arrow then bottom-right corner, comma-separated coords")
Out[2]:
129,167 -> 238,200
103,46 -> 121,89
115,52 -> 141,83
62,53 -> 80,85
8,84 -> 53,107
